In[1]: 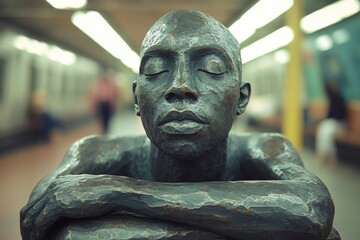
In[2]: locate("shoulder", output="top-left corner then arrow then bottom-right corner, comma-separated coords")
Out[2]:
61,134 -> 150,174
73,134 -> 147,149
228,132 -> 302,166
67,134 -> 147,156
229,132 -> 289,149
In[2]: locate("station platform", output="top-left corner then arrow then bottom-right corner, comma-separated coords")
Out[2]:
0,110 -> 359,240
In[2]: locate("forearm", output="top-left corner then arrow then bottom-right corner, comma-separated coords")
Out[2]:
22,172 -> 333,240
49,214 -> 229,240
92,175 -> 333,240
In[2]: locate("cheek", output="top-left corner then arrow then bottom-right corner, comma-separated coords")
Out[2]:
137,83 -> 166,136
207,85 -> 239,134
204,83 -> 238,114
137,85 -> 159,113
137,80 -> 167,105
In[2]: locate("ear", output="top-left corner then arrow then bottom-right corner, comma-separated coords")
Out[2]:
132,81 -> 140,116
236,82 -> 251,115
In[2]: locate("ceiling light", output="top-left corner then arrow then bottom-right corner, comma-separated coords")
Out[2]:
46,0 -> 87,9
14,36 -> 30,50
242,26 -> 294,63
274,49 -> 290,64
28,40 -> 49,56
315,35 -> 333,51
48,47 -> 76,65
14,35 -> 75,65
332,29 -> 350,45
72,11 -> 140,73
229,0 -> 293,44
301,0 -> 360,34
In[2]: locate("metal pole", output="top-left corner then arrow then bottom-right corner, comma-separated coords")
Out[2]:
283,0 -> 303,152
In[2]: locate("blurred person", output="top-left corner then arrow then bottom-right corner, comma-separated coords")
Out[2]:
88,69 -> 119,134
316,80 -> 347,168
27,89 -> 65,142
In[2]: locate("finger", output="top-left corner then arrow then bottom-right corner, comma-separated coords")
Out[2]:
20,188 -> 51,230
22,195 -> 50,240
20,202 -> 35,224
32,202 -> 62,240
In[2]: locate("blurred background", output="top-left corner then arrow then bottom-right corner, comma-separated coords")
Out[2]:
0,0 -> 359,239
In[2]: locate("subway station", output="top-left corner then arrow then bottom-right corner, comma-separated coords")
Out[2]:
0,1 -> 360,239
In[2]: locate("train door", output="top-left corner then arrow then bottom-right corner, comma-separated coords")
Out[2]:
0,58 -> 6,103
26,59 -> 40,130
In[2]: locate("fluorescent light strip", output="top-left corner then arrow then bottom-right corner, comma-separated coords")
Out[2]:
242,26 -> 294,64
72,11 -> 140,73
240,0 -> 359,63
46,0 -> 87,9
231,0 -> 359,47
229,0 -> 294,44
48,46 -> 76,65
301,0 -> 360,34
14,35 -> 76,65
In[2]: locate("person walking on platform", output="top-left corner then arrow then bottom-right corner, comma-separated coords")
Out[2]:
88,69 -> 119,134
316,80 -> 347,168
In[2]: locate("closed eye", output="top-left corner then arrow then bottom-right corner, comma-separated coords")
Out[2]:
198,69 -> 225,76
144,70 -> 169,76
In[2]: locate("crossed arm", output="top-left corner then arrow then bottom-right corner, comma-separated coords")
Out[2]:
20,134 -> 335,240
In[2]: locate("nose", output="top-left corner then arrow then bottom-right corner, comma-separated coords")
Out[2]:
165,70 -> 198,103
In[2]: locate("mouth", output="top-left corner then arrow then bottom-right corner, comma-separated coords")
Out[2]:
158,110 -> 207,134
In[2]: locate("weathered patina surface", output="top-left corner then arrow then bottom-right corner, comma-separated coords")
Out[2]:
20,10 -> 340,240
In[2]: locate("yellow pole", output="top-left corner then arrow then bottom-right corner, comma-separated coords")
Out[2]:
283,0 -> 303,152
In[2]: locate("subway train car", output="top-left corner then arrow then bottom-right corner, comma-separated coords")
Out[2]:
243,13 -> 360,165
0,22 -> 102,153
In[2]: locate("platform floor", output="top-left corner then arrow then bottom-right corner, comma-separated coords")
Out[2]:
0,111 -> 359,240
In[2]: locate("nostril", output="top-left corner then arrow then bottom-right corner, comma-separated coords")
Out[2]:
165,91 -> 197,102
165,92 -> 176,102
165,85 -> 199,102
185,92 -> 198,101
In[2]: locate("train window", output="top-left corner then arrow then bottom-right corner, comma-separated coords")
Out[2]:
0,58 -> 7,102
47,66 -> 56,96
62,74 -> 68,96
29,62 -> 38,94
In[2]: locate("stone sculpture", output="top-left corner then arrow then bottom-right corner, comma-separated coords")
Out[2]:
20,10 -> 340,240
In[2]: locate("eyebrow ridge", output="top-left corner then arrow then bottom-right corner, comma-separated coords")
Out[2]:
141,45 -> 234,70
143,47 -> 178,58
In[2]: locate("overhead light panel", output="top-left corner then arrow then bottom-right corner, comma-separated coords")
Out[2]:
241,26 -> 294,64
46,0 -> 87,9
274,49 -> 290,64
301,0 -> 360,34
48,46 -> 76,65
315,35 -> 333,51
14,35 -> 75,65
239,0 -> 359,63
72,11 -> 140,73
229,0 -> 293,44
332,29 -> 350,45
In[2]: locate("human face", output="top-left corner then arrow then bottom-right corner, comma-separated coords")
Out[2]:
135,13 -> 241,158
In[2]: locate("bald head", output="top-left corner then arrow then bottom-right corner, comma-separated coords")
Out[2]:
140,10 -> 242,81
135,10 -> 251,156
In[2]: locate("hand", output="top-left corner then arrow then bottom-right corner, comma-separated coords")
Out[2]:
20,174 -> 116,240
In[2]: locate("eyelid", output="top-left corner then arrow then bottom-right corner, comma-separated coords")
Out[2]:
144,70 -> 169,76
142,57 -> 168,76
197,69 -> 225,75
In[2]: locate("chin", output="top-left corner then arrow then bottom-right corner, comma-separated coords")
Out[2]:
158,139 -> 207,159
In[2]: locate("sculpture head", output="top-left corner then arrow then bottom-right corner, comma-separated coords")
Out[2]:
133,10 -> 250,157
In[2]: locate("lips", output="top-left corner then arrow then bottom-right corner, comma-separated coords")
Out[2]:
158,110 -> 207,134
158,110 -> 206,125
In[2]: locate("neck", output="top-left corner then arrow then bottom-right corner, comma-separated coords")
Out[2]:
150,139 -> 227,182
